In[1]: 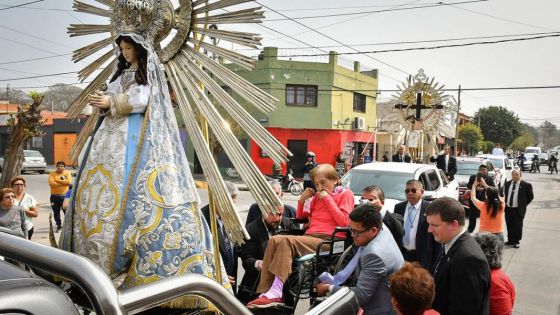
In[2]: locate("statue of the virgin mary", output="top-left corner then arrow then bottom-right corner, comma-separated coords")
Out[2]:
61,0 -> 291,309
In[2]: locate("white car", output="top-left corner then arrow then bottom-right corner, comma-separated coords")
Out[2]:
477,154 -> 514,194
340,162 -> 459,211
0,150 -> 47,174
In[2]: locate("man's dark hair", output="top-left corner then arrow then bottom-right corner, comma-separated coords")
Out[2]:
425,197 -> 465,226
56,161 -> 66,167
362,185 -> 385,203
350,204 -> 382,230
479,164 -> 488,170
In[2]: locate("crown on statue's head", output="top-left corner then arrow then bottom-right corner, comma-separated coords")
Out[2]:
113,0 -> 164,43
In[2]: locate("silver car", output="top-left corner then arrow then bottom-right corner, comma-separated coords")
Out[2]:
0,150 -> 47,174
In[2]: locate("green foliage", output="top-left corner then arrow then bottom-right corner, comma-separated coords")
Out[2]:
458,124 -> 484,155
511,133 -> 537,152
481,140 -> 494,153
473,106 -> 522,147
540,120 -> 559,149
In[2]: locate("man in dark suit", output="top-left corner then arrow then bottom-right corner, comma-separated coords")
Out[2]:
466,164 -> 496,233
426,197 -> 491,315
429,145 -> 457,181
245,181 -> 296,225
237,205 -> 293,303
360,185 -> 404,249
201,181 -> 239,293
394,180 -> 441,271
504,169 -> 534,248
392,145 -> 412,163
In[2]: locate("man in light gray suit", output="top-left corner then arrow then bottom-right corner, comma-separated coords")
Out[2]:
316,204 -> 405,314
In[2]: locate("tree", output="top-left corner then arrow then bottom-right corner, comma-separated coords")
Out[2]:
458,124 -> 483,155
511,133 -> 536,152
42,83 -> 83,111
0,92 -> 45,187
540,120 -> 558,149
481,140 -> 494,154
473,106 -> 522,148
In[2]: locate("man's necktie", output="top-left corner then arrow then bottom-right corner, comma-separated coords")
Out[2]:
221,223 -> 235,275
403,205 -> 415,247
509,182 -> 517,207
432,250 -> 447,277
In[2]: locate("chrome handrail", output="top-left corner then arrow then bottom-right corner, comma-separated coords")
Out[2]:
120,275 -> 251,315
0,231 -> 123,315
0,231 -> 251,315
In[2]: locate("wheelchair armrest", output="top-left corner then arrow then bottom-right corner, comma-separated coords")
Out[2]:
330,227 -> 352,239
291,217 -> 309,224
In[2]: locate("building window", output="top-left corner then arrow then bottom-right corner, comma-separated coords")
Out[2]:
31,136 -> 43,148
286,85 -> 317,106
353,93 -> 366,113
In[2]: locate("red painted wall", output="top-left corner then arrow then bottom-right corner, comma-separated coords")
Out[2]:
250,128 -> 377,176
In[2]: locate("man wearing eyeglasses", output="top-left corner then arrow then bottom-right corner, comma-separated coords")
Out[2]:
316,204 -> 404,314
360,185 -> 404,249
394,180 -> 441,271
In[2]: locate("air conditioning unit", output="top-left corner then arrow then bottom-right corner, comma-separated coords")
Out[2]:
354,117 -> 366,130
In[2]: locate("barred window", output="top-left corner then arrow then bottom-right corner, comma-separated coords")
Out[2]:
353,93 -> 366,113
286,85 -> 318,106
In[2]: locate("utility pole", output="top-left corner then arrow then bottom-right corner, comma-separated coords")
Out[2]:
454,85 -> 461,155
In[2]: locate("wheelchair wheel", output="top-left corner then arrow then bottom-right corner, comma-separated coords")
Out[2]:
289,182 -> 303,196
284,260 -> 314,308
333,245 -> 355,274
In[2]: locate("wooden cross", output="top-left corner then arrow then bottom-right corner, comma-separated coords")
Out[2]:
395,92 -> 444,121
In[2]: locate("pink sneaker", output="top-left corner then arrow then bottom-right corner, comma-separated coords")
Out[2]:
246,296 -> 284,309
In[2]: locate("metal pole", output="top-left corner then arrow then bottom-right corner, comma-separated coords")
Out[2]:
454,85 -> 461,155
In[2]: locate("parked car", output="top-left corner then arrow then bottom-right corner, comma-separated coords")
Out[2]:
340,162 -> 459,211
477,154 -> 514,195
0,150 -> 47,174
455,157 -> 495,211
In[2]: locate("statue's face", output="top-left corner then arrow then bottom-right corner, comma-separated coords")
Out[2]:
119,41 -> 138,66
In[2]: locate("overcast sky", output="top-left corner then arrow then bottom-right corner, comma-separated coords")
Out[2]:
0,0 -> 559,126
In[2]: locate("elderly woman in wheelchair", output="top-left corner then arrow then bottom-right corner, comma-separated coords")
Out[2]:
246,164 -> 355,309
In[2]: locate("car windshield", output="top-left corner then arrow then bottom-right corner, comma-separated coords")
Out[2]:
341,169 -> 412,200
456,162 -> 481,175
488,158 -> 503,168
24,151 -> 43,158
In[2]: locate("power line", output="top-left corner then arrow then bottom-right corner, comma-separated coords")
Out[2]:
265,0 -> 488,22
447,4 -> 558,32
0,0 -> 44,11
0,34 -> 64,56
237,31 -> 560,50
274,2 -> 447,12
271,33 -> 560,57
0,24 -> 74,49
0,53 -> 72,66
255,1 -> 410,79
0,71 -> 79,82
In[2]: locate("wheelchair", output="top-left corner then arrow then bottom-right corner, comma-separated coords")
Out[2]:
238,219 -> 356,314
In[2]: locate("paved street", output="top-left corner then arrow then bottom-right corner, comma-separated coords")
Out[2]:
13,170 -> 560,314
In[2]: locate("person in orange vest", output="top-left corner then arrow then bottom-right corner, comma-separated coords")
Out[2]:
48,161 -> 71,232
